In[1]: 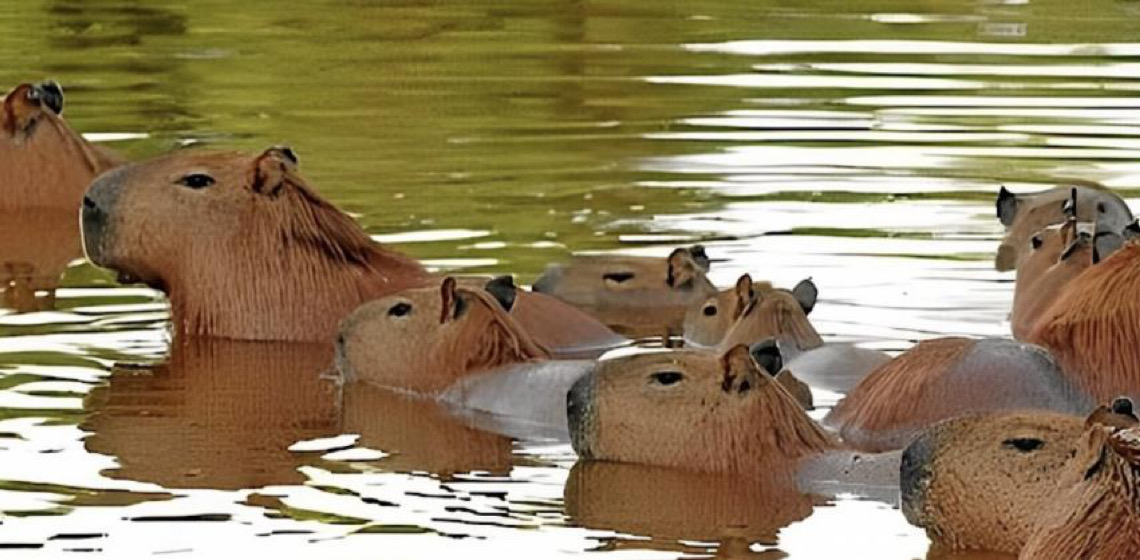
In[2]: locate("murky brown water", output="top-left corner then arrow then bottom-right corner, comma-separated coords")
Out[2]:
4,0 -> 1140,557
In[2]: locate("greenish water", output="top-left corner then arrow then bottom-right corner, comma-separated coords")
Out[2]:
3,0 -> 1140,557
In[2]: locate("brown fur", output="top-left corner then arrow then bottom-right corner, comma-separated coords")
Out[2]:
0,209 -> 82,312
1029,240 -> 1140,401
718,288 -> 823,353
337,278 -> 551,393
83,338 -> 341,490
1011,220 -> 1092,340
1,82 -> 122,210
571,346 -> 836,474
829,338 -> 973,435
684,274 -> 775,347
1021,426 -> 1140,559
903,411 -> 1087,553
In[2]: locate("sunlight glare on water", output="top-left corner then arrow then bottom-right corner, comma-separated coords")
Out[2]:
3,0 -> 1140,557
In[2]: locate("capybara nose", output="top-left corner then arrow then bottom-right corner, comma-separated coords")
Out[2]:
567,370 -> 596,458
80,194 -> 108,263
33,81 -> 63,115
900,430 -> 936,527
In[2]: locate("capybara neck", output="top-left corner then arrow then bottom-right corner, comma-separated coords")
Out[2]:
172,187 -> 428,341
1030,239 -> 1140,401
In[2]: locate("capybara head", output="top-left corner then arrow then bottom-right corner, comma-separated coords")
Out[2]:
900,411 -> 1087,553
81,147 -> 426,340
1029,239 -> 1140,401
717,278 -> 822,356
567,344 -> 835,474
683,274 -> 776,347
2,81 -> 121,210
336,277 -> 550,393
1021,415 -> 1140,559
995,185 -> 1133,271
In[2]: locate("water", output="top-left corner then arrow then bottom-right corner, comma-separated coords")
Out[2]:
3,0 -> 1140,557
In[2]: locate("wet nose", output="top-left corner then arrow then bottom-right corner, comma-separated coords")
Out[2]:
567,370 -> 596,458
900,430 -> 936,527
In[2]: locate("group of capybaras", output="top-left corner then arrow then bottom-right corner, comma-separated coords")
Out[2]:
3,80 -> 1139,558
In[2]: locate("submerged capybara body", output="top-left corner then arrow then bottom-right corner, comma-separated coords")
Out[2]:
1029,240 -> 1140,401
567,345 -> 836,474
336,277 -> 549,394
827,337 -> 1092,451
81,147 -> 618,349
533,247 -> 717,338
0,209 -> 83,312
1,81 -> 122,211
995,184 -> 1132,271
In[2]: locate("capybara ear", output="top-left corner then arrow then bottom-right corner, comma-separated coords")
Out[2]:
1113,397 -> 1137,421
665,248 -> 691,289
34,81 -> 63,115
1124,219 -> 1140,239
1062,187 -> 1078,219
249,146 -> 299,197
439,276 -> 459,324
749,339 -> 783,377
484,275 -> 517,312
733,273 -> 754,318
720,344 -> 762,394
688,244 -> 711,271
1094,231 -> 1125,264
997,186 -> 1018,226
792,278 -> 818,315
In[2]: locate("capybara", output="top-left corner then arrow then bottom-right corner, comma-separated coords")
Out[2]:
81,147 -> 619,351
1029,239 -> 1140,401
567,344 -> 836,474
1021,423 -> 1140,559
0,209 -> 83,312
532,246 -> 717,338
995,184 -> 1132,271
826,337 -> 1093,451
681,273 -> 781,347
900,411 -> 1088,554
1,81 -> 122,211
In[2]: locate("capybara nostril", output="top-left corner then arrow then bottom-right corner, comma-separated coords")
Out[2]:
900,430 -> 936,527
567,370 -> 596,458
33,81 -> 63,115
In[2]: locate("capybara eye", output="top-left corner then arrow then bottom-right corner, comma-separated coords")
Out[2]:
702,305 -> 717,317
603,272 -> 635,284
388,302 -> 412,317
1031,235 -> 1043,250
1002,437 -> 1045,453
649,371 -> 684,386
177,173 -> 216,189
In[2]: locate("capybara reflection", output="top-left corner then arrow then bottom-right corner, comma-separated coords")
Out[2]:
567,344 -> 835,473
1021,423 -> 1140,559
0,209 -> 83,312
995,184 -> 1132,271
81,147 -> 618,349
337,277 -> 549,394
826,337 -> 1092,452
533,246 -> 717,338
900,411 -> 1087,554
1029,239 -> 1140,401
2,81 -> 122,210
83,338 -> 341,490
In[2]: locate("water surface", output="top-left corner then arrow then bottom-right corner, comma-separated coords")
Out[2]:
4,0 -> 1140,557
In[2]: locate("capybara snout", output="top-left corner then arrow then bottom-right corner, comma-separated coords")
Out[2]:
899,429 -> 935,527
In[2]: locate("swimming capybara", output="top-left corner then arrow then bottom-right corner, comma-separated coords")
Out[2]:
1021,423 -> 1140,559
80,147 -> 619,350
1,81 -> 122,211
567,344 -> 835,474
717,278 -> 822,355
532,246 -> 717,338
900,411 -> 1088,554
826,337 -> 1092,451
682,273 -> 783,347
995,184 -> 1132,271
1029,239 -> 1140,401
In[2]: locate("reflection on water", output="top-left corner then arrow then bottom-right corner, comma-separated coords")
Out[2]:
4,0 -> 1140,557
